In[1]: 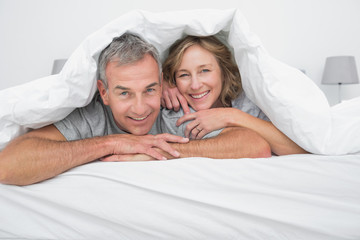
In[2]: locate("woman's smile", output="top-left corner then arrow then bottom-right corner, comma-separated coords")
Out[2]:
175,44 -> 223,111
190,90 -> 210,99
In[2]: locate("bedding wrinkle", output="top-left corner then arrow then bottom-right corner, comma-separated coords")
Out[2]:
0,183 -> 163,240
0,186 -> 84,238
254,155 -> 360,189
1,154 -> 360,239
212,181 -> 359,238
57,165 -> 331,238
58,160 -> 359,239
52,169 -> 292,239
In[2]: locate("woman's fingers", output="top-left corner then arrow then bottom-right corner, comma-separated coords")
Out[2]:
176,92 -> 191,114
162,91 -> 173,109
169,92 -> 180,111
176,113 -> 196,126
184,121 -> 201,139
161,81 -> 190,113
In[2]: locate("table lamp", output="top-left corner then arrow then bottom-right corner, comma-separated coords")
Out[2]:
321,56 -> 359,103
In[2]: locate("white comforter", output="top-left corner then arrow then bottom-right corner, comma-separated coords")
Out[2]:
1,154 -> 360,239
0,9 -> 359,154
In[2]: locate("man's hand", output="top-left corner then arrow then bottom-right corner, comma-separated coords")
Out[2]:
161,81 -> 190,114
106,133 -> 189,161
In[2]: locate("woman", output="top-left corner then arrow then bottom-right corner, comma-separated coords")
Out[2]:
162,35 -> 307,155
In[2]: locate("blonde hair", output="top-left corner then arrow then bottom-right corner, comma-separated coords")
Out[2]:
162,35 -> 242,107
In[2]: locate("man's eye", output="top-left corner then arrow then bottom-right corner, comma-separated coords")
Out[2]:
147,88 -> 155,93
120,92 -> 128,96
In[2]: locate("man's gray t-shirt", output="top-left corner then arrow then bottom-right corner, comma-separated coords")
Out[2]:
54,93 -> 164,141
54,91 -> 268,141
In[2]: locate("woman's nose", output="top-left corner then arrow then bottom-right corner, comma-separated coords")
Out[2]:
190,76 -> 202,90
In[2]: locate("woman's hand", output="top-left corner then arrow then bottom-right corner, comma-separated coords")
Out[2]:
176,108 -> 232,139
161,81 -> 190,114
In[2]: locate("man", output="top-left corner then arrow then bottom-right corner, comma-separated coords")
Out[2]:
0,33 -> 271,186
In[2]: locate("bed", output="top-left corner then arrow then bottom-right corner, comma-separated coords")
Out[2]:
0,9 -> 360,239
1,154 -> 360,239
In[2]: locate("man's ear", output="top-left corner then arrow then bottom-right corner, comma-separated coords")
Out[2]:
97,80 -> 109,105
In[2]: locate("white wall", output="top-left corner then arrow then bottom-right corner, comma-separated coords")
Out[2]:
1,0 -> 359,106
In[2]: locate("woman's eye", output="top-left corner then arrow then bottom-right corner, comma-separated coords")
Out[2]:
178,73 -> 189,78
201,69 -> 210,73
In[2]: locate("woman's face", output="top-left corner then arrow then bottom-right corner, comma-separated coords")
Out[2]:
175,44 -> 223,111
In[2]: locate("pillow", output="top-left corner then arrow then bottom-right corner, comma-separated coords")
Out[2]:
327,97 -> 360,154
0,9 -> 357,154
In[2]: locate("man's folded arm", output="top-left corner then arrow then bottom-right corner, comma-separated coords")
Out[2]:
0,125 -> 117,185
170,127 -> 272,159
0,125 -> 187,186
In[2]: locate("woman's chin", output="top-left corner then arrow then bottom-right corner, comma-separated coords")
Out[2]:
190,103 -> 210,111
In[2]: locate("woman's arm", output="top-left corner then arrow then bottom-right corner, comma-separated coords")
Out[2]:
226,108 -> 308,155
177,108 -> 308,155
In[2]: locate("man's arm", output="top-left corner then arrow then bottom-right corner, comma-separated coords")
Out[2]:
0,125 -> 188,186
168,127 -> 271,159
102,127 -> 272,161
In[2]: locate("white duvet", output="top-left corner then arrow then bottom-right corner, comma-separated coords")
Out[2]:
1,154 -> 360,239
0,9 -> 359,154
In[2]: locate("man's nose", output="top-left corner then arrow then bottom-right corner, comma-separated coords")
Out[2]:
132,95 -> 147,116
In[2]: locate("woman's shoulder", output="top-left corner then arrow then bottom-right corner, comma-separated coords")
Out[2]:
232,92 -> 269,120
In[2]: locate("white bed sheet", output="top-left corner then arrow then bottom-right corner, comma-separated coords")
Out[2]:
1,154 -> 360,240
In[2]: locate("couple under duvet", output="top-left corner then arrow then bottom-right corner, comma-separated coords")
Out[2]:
0,33 -> 307,186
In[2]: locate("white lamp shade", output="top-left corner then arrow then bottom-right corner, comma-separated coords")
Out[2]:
51,59 -> 67,75
322,56 -> 359,85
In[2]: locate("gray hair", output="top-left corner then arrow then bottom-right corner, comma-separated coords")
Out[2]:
98,33 -> 161,89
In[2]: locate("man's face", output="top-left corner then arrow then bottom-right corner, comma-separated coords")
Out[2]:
97,54 -> 162,135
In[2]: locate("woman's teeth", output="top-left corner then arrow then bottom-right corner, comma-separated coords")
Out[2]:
191,91 -> 209,99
